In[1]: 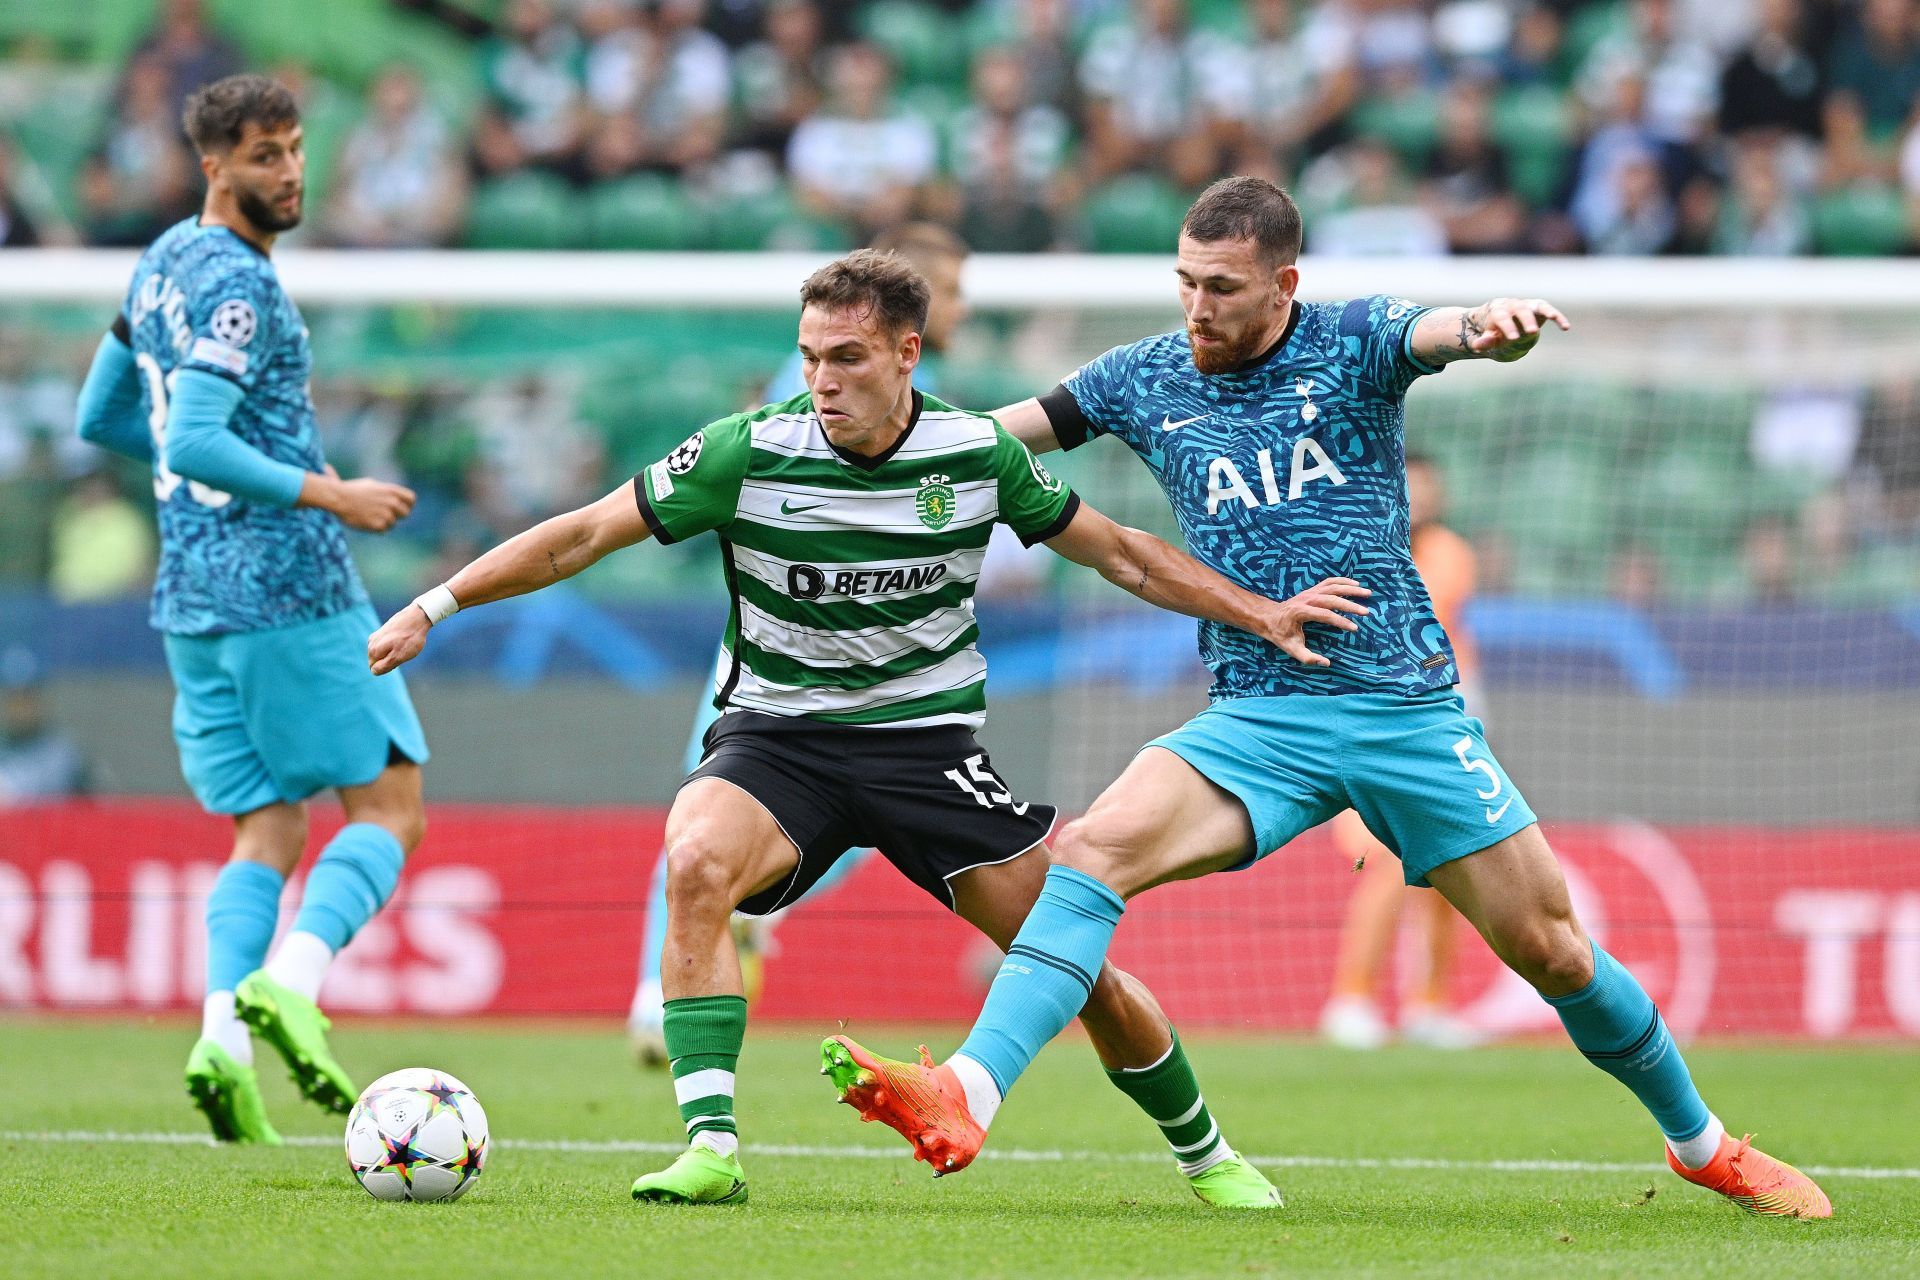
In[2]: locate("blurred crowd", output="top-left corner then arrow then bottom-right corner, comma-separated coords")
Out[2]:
5,318 -> 1919,610
2,0 -> 1919,612
1,0 -> 1918,254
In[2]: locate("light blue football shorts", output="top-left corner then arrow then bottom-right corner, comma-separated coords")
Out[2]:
164,603 -> 428,815
1146,688 -> 1536,887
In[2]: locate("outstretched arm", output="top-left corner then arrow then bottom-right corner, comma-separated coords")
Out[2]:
1410,298 -> 1571,366
367,481 -> 653,674
990,398 -> 1064,455
1042,502 -> 1371,668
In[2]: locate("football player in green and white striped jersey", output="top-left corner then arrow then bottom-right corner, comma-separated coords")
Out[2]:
368,248 -> 1368,1208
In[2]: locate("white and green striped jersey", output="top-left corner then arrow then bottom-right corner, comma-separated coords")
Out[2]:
633,390 -> 1080,729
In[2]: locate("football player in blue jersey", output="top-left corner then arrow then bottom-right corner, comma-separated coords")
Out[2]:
824,177 -> 1832,1218
74,75 -> 428,1145
625,224 -> 971,1064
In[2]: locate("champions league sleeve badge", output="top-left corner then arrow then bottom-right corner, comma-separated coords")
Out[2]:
666,431 -> 705,474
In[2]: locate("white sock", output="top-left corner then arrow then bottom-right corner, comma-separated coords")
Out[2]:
691,1130 -> 739,1159
264,930 -> 334,1003
1668,1113 -> 1726,1171
947,1052 -> 1003,1129
201,991 -> 252,1065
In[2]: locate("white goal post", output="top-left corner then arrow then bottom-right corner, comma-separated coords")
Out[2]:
6,249 -> 1920,310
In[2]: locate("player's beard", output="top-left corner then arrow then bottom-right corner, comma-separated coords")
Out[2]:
236,184 -> 302,234
1187,323 -> 1266,375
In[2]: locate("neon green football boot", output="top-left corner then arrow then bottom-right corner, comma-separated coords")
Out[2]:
1188,1153 -> 1284,1209
631,1146 -> 750,1205
234,971 -> 356,1114
184,1037 -> 282,1145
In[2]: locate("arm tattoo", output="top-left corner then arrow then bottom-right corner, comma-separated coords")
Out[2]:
547,550 -> 561,578
1454,309 -> 1485,354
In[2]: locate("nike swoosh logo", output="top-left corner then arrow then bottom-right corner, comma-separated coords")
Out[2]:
718,1178 -> 747,1202
1485,796 -> 1515,824
1160,414 -> 1209,432
780,500 -> 828,515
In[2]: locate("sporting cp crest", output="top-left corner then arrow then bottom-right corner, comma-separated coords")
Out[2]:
916,473 -> 955,530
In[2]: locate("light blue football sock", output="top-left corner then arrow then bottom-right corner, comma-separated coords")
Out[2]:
956,865 -> 1126,1095
204,859 -> 285,994
1545,940 -> 1711,1142
290,823 -> 405,952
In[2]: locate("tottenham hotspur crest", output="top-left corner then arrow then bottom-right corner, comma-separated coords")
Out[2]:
916,473 -> 955,530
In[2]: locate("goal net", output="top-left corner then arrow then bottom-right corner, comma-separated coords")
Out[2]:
1,252 -> 1916,1041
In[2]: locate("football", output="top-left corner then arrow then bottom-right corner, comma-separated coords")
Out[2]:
344,1068 -> 490,1202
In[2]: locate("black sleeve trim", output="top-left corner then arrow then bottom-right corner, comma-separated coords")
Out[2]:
1037,384 -> 1099,451
110,314 -> 131,345
632,473 -> 677,544
1020,491 -> 1081,547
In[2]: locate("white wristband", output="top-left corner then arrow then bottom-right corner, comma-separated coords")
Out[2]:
414,584 -> 460,626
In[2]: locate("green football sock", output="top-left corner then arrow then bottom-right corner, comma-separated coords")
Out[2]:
1105,1030 -> 1232,1176
663,995 -> 747,1157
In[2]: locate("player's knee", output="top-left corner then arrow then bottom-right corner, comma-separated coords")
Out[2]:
1503,920 -> 1593,994
662,833 -> 744,916
386,804 -> 426,855
1051,815 -> 1146,893
352,805 -> 425,855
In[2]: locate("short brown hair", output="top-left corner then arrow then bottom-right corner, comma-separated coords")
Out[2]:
183,74 -> 300,155
798,248 -> 931,338
1182,176 -> 1303,266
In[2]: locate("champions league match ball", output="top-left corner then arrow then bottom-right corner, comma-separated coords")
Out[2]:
344,1068 -> 490,1202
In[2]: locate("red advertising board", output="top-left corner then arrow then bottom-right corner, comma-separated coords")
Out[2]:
3,800 -> 1917,1038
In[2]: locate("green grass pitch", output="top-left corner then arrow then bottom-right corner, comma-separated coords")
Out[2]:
2,1019 -> 1915,1278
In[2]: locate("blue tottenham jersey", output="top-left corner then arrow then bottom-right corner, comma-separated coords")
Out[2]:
1060,295 -> 1454,700
123,219 -> 365,635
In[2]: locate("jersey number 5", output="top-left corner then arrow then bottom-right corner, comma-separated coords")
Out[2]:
1452,736 -> 1515,824
136,352 -> 233,508
945,754 -> 1030,815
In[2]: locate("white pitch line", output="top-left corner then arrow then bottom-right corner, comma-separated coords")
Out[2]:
4,1130 -> 1916,1180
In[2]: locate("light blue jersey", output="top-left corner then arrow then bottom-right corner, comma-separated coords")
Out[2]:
1052,296 -> 1453,699
123,218 -> 365,636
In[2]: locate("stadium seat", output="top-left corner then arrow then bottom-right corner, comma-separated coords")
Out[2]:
1627,444 -> 1754,571
703,188 -> 794,252
1492,86 -> 1574,208
11,84 -> 109,223
588,176 -> 702,251
1083,175 -> 1190,254
1350,91 -> 1440,165
1494,445 -> 1617,568
1812,187 -> 1912,257
858,1 -> 965,87
897,82 -> 966,129
463,173 -> 579,250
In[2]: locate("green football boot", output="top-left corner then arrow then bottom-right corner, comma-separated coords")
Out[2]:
1188,1153 -> 1284,1209
183,1037 -> 282,1146
631,1146 -> 750,1205
234,971 -> 356,1114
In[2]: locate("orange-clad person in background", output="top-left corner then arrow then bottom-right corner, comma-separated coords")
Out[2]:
1320,453 -> 1486,1049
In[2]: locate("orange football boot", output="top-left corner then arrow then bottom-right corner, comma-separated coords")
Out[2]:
1668,1132 -> 1833,1219
821,1035 -> 985,1176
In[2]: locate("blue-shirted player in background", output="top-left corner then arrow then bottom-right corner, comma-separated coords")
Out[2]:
74,75 -> 428,1145
825,177 -> 1832,1218
626,224 -> 970,1063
